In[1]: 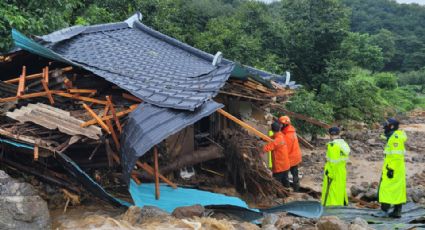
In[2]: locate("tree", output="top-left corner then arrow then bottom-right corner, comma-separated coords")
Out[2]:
341,32 -> 384,72
370,29 -> 396,69
274,0 -> 351,89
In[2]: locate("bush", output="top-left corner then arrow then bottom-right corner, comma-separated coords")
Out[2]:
375,72 -> 398,89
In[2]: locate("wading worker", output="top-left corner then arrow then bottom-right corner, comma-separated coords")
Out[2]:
321,127 -> 350,206
374,118 -> 407,218
279,116 -> 302,192
263,121 -> 290,188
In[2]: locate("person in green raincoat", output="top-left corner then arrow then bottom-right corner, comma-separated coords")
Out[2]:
374,118 -> 407,218
321,127 -> 350,206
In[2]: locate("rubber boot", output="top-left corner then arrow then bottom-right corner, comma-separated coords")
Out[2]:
293,182 -> 300,192
389,204 -> 402,218
372,210 -> 389,218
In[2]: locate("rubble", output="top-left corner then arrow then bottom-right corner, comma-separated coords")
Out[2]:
172,204 -> 205,219
0,170 -> 51,230
317,216 -> 348,230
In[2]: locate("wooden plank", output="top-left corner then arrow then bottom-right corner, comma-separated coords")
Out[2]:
68,89 -> 97,94
54,92 -> 108,105
217,108 -> 272,142
44,66 -> 49,84
0,92 -> 49,103
106,119 -> 120,150
297,135 -> 314,150
219,90 -> 271,101
34,145 -> 39,161
131,175 -> 141,185
80,105 -> 138,127
136,161 -> 178,189
122,93 -> 143,103
40,79 -> 55,105
5,66 -> 73,84
270,104 -> 331,129
154,146 -> 160,200
106,96 -> 122,133
82,103 -> 111,134
17,66 -> 26,97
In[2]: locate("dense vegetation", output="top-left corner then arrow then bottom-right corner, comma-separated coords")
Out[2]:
1,0 -> 424,134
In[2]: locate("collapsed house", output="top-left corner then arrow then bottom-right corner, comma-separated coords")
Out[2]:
0,13 -> 306,207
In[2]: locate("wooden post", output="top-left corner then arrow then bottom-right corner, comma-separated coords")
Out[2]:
106,96 -> 122,133
34,145 -> 39,161
135,161 -> 177,189
154,146 -> 160,200
44,66 -> 49,84
82,103 -> 111,134
17,66 -> 26,97
217,108 -> 272,142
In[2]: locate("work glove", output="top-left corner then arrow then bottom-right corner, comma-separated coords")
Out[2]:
386,165 -> 394,179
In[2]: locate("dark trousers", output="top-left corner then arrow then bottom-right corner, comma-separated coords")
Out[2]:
274,171 -> 290,188
290,165 -> 300,191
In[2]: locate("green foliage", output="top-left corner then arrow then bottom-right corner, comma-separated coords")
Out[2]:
342,0 -> 425,72
375,72 -> 398,90
341,32 -> 384,71
285,90 -> 334,136
398,68 -> 425,93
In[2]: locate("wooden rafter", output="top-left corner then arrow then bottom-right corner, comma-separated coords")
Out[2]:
106,119 -> 120,150
80,105 -> 138,127
122,93 -> 143,103
54,92 -> 108,105
82,103 -> 111,134
40,79 -> 55,105
5,66 -> 73,84
136,161 -> 177,189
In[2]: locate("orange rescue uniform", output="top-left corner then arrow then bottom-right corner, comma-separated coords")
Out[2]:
263,132 -> 290,173
282,124 -> 302,167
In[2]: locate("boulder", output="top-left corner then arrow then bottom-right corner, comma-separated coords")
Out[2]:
172,204 -> 205,219
317,216 -> 348,230
0,170 -> 50,230
349,217 -> 373,230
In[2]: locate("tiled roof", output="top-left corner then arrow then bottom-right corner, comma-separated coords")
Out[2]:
14,16 -> 234,111
120,101 -> 223,182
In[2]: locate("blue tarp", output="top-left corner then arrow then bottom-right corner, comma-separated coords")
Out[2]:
129,180 -> 257,213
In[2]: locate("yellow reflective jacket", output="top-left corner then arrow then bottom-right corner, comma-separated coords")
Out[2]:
321,139 -> 350,206
378,130 -> 407,205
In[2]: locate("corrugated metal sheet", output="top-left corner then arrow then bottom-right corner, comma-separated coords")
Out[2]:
120,101 -> 223,182
6,103 -> 102,140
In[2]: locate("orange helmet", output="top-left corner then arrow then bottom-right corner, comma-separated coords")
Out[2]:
279,116 -> 291,125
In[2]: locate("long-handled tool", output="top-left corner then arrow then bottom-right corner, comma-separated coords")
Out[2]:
323,176 -> 333,206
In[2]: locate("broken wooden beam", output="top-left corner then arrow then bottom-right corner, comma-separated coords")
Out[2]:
122,93 -> 143,103
34,145 -> 39,161
82,103 -> 111,134
5,66 -> 73,84
270,104 -> 331,129
68,89 -> 97,94
40,79 -> 55,105
154,146 -> 160,200
217,108 -> 272,142
80,104 -> 138,128
136,161 -> 177,189
297,135 -> 314,149
54,92 -> 108,105
106,96 -> 122,133
17,66 -> 26,97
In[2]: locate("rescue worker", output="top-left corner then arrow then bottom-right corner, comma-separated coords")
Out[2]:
263,121 -> 290,188
267,130 -> 274,169
321,127 -> 350,206
279,116 -> 302,192
374,118 -> 407,218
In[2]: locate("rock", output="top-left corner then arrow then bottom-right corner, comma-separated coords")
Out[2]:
349,217 -> 373,230
0,170 -> 50,230
350,185 -> 364,197
121,205 -> 171,224
317,216 -> 348,230
172,204 -> 205,219
274,215 -> 295,229
408,185 -> 425,203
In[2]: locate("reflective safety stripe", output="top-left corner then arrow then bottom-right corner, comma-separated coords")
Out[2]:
326,157 -> 347,163
384,150 -> 406,155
